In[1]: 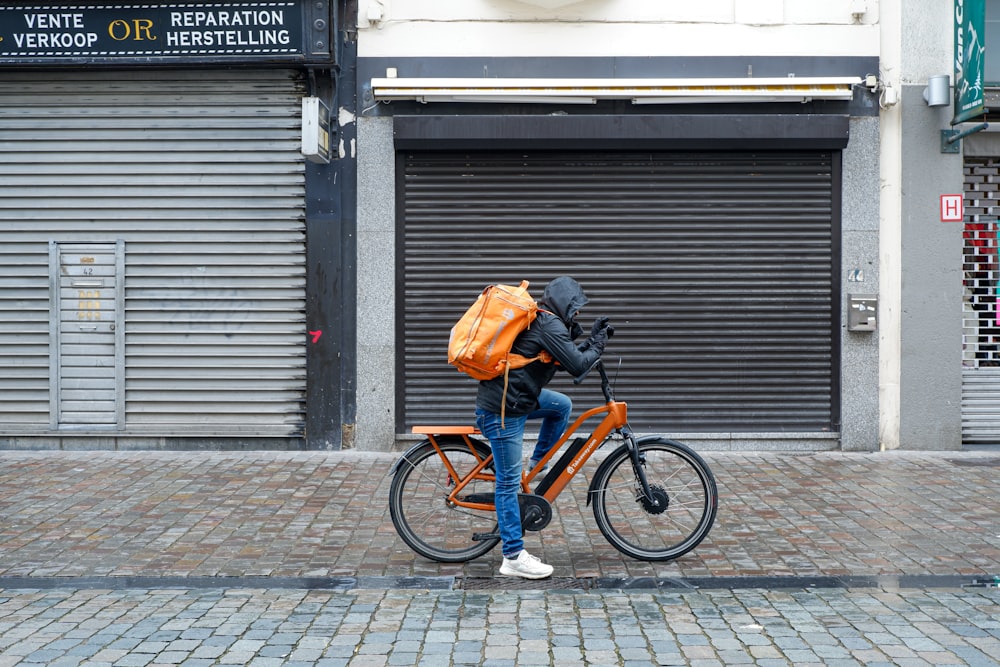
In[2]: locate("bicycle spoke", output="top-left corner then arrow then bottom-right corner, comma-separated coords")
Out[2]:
592,440 -> 717,561
389,439 -> 499,562
402,459 -> 456,493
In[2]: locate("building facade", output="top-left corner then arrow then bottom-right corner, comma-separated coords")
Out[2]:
355,0 -> 885,452
0,1 -> 355,449
2,1 -> 993,452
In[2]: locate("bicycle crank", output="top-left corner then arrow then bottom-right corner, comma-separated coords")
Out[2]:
518,493 -> 552,531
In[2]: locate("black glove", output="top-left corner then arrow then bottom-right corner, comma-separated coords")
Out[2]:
590,316 -> 610,338
588,325 -> 609,354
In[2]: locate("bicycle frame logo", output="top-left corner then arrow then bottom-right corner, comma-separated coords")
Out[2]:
566,437 -> 598,475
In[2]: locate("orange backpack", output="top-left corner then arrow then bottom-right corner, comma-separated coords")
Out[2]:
448,281 -> 552,381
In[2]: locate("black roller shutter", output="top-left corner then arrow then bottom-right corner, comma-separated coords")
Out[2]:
399,151 -> 839,433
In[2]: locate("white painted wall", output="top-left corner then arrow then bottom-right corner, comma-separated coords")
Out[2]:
361,0 -> 877,24
358,0 -> 879,58
878,0 -> 902,451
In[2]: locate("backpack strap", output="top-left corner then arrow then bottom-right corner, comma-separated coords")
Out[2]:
506,351 -> 553,368
498,351 -> 554,427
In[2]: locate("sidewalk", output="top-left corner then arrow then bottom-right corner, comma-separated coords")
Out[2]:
1,449 -> 999,666
0,449 -> 997,583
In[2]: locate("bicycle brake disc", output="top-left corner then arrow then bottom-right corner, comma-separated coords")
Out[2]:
518,493 -> 552,531
639,484 -> 669,515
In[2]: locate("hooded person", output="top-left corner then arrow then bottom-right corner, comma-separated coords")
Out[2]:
475,276 -> 612,579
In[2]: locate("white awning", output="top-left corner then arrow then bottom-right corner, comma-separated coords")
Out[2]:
370,76 -> 864,105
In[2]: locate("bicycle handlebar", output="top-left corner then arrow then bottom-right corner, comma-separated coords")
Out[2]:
573,358 -> 603,385
573,357 -> 617,403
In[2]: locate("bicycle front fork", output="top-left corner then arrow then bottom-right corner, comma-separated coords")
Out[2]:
622,427 -> 659,508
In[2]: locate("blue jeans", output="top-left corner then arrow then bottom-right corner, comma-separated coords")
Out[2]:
476,389 -> 572,558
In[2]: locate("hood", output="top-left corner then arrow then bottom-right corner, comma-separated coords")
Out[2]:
540,276 -> 589,326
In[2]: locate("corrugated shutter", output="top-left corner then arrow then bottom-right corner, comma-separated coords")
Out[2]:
0,70 -> 307,437
401,151 -> 838,433
961,156 -> 1000,443
0,242 -> 48,426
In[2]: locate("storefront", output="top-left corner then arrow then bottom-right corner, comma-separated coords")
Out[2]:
0,1 -> 350,448
355,55 -> 882,452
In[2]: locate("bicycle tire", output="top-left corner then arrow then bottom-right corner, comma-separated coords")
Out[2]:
388,437 -> 500,563
590,437 -> 717,561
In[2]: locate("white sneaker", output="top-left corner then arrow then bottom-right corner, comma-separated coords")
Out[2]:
499,550 -> 554,580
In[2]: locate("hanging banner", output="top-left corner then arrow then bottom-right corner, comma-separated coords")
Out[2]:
954,0 -> 987,124
0,1 -> 333,65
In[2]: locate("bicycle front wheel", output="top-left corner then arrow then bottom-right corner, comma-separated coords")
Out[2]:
591,438 -> 717,561
388,437 -> 500,563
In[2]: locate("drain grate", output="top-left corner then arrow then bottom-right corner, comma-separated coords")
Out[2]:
458,577 -> 597,591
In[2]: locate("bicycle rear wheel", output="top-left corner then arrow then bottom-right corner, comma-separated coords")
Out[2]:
388,437 -> 500,563
591,437 -> 717,561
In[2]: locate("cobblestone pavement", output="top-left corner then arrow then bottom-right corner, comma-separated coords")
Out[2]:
1,449 -> 999,665
0,585 -> 998,666
1,450 -> 997,580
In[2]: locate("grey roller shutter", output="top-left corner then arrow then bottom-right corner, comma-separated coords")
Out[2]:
0,243 -> 49,426
400,151 -> 839,433
0,70 -> 306,438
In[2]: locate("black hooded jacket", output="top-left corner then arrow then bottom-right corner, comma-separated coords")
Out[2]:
476,276 -> 603,417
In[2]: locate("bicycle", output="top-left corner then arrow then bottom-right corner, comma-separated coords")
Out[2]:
388,357 -> 718,563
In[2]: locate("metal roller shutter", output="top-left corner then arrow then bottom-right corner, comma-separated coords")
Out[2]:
961,156 -> 1000,443
0,69 -> 307,438
400,151 -> 839,433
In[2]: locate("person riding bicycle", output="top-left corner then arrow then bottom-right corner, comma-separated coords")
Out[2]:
476,276 -> 612,579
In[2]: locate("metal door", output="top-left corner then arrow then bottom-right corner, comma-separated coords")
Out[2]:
51,241 -> 124,428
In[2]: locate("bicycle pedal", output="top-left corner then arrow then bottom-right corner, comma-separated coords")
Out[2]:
473,532 -> 499,541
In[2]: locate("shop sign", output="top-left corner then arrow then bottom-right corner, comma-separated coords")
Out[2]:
954,0 -> 986,124
0,1 -> 332,65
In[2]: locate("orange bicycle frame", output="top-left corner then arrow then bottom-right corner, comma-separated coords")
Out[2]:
412,398 -> 629,511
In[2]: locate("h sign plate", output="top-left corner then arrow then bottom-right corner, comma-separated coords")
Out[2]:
941,194 -> 964,222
